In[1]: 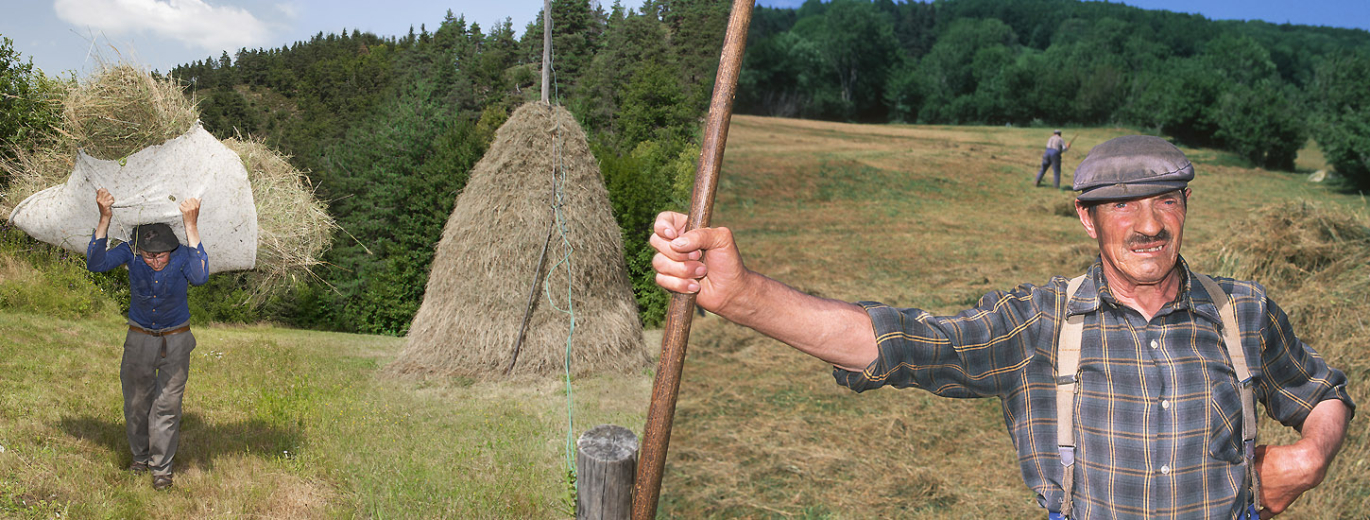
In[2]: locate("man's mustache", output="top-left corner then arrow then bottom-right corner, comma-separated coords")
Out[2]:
1126,229 -> 1170,247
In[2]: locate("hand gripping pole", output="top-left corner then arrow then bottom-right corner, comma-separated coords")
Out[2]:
630,1 -> 754,518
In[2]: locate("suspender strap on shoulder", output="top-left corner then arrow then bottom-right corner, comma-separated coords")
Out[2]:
1054,275 -> 1087,518
1194,273 -> 1261,512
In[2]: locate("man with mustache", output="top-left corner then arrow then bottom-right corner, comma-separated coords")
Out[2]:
87,188 -> 209,491
650,135 -> 1353,519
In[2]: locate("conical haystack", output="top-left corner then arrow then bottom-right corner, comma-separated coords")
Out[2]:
392,102 -> 650,379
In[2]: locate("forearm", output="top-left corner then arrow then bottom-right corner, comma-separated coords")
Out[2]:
1297,399 -> 1352,480
179,197 -> 202,248
721,271 -> 877,371
182,218 -> 200,248
95,215 -> 111,239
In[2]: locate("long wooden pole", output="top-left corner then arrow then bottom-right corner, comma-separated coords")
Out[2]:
631,1 -> 754,518
541,0 -> 552,103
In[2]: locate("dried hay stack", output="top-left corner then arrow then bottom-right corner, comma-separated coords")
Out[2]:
1,63 -> 333,297
392,102 -> 650,379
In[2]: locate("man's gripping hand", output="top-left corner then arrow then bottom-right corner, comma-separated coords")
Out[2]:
179,197 -> 201,224
179,197 -> 202,248
96,188 -> 114,218
649,211 -> 750,315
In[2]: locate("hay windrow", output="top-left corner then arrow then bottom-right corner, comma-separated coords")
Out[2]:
1208,201 -> 1370,292
391,102 -> 650,380
1199,200 -> 1370,347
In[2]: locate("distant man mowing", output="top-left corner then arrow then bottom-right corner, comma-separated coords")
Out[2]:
651,135 -> 1353,519
1035,129 -> 1071,189
87,188 -> 209,491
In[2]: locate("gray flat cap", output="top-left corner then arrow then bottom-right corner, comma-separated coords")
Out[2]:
1073,135 -> 1193,201
131,223 -> 180,253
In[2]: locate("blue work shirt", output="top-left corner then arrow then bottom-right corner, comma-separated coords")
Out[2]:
87,234 -> 210,330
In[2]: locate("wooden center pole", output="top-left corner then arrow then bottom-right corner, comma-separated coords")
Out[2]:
630,1 -> 754,518
541,0 -> 552,103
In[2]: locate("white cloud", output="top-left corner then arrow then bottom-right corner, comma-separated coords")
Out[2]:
53,0 -> 272,52
273,2 -> 299,20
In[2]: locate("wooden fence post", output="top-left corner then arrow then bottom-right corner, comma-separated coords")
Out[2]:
577,424 -> 638,520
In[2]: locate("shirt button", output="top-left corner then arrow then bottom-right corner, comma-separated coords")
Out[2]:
1149,340 -> 1159,349
1160,465 -> 1171,475
1162,400 -> 1170,410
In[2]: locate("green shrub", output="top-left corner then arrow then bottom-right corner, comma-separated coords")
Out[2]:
1309,50 -> 1370,187
0,226 -> 118,320
595,138 -> 697,327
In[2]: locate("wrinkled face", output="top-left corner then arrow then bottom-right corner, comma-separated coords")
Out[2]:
140,250 -> 171,271
1076,189 -> 1189,290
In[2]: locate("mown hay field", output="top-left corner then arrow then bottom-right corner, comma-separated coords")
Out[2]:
659,116 -> 1369,518
1,116 -> 1366,518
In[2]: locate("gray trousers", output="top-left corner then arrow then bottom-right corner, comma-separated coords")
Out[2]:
1035,148 -> 1063,188
120,323 -> 195,477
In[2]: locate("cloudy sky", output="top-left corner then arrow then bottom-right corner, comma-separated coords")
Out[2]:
2,0 -> 1368,77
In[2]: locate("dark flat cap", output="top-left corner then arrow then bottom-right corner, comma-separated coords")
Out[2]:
1072,135 -> 1193,202
131,223 -> 180,254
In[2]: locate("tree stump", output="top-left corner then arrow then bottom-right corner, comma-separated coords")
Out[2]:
576,424 -> 638,520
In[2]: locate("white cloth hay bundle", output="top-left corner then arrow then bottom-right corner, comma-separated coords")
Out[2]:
2,63 -> 332,288
393,102 -> 651,379
9,124 -> 257,273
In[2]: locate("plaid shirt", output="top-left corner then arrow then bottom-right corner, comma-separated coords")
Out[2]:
835,258 -> 1354,519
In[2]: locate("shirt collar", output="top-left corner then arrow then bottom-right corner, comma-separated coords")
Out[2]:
1065,256 -> 1224,325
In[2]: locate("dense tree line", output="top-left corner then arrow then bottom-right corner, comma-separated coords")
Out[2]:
165,0 -> 727,333
739,0 -> 1370,173
5,0 -> 1369,334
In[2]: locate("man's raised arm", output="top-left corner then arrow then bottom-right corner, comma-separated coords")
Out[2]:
649,211 -> 877,371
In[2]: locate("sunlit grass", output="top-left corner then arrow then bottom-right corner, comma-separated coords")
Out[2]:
3,118 -> 1366,518
0,233 -> 653,519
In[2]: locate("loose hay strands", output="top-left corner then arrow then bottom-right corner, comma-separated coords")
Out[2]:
1201,200 -> 1370,365
1210,200 -> 1370,294
61,64 -> 198,161
1,146 -> 74,217
222,137 -> 337,296
392,102 -> 650,380
2,63 -> 197,214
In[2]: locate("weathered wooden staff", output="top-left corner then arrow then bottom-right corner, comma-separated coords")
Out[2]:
631,0 -> 754,518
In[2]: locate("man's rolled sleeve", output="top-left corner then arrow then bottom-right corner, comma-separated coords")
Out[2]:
834,302 -> 931,392
183,243 -> 210,286
834,286 -> 1047,398
1256,295 -> 1356,426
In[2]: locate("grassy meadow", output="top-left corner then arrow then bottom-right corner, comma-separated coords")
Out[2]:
3,116 -> 1368,518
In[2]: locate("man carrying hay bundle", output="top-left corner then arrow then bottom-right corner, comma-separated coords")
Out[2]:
651,135 -> 1353,519
87,187 -> 208,491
